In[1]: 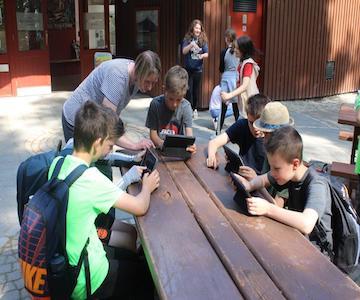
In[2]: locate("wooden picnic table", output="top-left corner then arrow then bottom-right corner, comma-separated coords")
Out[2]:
125,144 -> 360,300
338,103 -> 359,164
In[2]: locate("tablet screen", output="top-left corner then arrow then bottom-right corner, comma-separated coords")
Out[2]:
141,149 -> 158,171
223,145 -> 244,172
163,134 -> 195,149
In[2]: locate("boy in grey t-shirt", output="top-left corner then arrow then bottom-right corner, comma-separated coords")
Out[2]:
233,126 -> 332,249
145,66 -> 196,153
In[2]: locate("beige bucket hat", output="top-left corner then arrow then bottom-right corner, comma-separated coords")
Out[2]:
253,102 -> 294,132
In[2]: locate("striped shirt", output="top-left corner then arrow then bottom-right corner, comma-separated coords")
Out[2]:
63,59 -> 138,126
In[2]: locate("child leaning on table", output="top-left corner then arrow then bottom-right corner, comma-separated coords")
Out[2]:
233,126 -> 333,250
207,94 -> 270,173
145,65 -> 196,154
49,101 -> 159,299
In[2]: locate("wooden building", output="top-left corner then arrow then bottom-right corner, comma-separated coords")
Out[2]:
0,0 -> 359,107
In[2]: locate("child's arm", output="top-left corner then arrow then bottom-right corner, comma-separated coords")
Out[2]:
113,170 -> 160,216
149,129 -> 164,149
234,172 -> 270,192
221,77 -> 251,102
207,132 -> 230,168
185,127 -> 197,153
182,40 -> 199,55
246,197 -> 319,235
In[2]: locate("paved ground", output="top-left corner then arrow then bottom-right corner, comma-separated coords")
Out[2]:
0,91 -> 356,298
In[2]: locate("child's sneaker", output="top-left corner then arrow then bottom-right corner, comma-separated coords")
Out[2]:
193,109 -> 198,119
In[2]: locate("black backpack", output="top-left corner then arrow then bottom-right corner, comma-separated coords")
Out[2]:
18,157 -> 91,299
306,165 -> 360,274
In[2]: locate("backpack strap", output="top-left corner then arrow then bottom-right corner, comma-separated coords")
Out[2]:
314,221 -> 334,260
73,238 -> 92,299
51,157 -> 65,180
84,248 -> 92,299
64,164 -> 88,187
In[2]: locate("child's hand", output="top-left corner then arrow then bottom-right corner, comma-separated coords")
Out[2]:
186,144 -> 197,154
221,91 -> 231,101
206,154 -> 218,169
232,172 -> 251,190
135,166 -> 147,178
142,170 -> 160,193
136,138 -> 154,150
246,196 -> 271,216
239,166 -> 257,181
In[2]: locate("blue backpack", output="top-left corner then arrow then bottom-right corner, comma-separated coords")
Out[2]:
16,141 -> 73,224
18,157 -> 91,299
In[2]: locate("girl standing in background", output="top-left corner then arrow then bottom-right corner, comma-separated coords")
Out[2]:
221,35 -> 259,117
218,28 -> 240,133
182,19 -> 209,119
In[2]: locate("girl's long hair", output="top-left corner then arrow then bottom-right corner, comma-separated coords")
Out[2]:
225,28 -> 237,54
184,19 -> 208,47
237,35 -> 262,62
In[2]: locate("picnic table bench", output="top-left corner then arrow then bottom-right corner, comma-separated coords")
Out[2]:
124,144 -> 360,299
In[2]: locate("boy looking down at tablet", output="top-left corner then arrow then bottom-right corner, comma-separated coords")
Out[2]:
146,65 -> 196,153
50,101 -> 160,299
234,126 -> 332,248
207,94 -> 270,173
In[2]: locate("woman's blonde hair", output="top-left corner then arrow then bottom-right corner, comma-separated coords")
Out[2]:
184,19 -> 208,47
134,50 -> 161,83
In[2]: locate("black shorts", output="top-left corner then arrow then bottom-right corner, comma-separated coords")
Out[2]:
93,247 -> 154,300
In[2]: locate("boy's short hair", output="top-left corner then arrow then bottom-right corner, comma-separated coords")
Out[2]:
264,126 -> 303,163
246,94 -> 271,118
74,101 -> 124,152
164,65 -> 189,97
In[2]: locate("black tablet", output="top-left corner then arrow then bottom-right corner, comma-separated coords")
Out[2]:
223,145 -> 245,173
230,172 -> 251,199
163,134 -> 195,149
141,149 -> 158,172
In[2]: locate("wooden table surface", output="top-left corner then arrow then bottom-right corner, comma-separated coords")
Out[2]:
125,145 -> 360,300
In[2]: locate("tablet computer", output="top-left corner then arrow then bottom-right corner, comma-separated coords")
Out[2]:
230,172 -> 251,214
230,172 -> 251,199
141,149 -> 158,172
163,134 -> 195,149
223,145 -> 245,173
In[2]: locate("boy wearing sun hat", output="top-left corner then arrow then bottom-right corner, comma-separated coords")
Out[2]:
238,102 -> 294,181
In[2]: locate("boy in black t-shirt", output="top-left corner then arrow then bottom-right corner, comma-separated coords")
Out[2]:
207,94 -> 271,174
234,126 -> 332,247
146,65 -> 196,154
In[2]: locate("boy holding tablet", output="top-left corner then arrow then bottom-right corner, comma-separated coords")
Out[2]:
145,65 -> 196,154
207,94 -> 270,173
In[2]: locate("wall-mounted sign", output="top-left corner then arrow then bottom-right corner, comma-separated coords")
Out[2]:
84,13 -> 104,30
16,12 -> 43,31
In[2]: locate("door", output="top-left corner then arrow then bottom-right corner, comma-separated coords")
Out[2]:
79,0 -> 110,79
8,0 -> 51,96
0,1 -> 12,95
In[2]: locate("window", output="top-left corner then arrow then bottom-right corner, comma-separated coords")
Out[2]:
16,0 -> 45,51
136,9 -> 159,52
83,0 -> 105,50
233,0 -> 257,13
0,0 -> 6,53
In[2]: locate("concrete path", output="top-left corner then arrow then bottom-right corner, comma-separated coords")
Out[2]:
0,91 -> 356,298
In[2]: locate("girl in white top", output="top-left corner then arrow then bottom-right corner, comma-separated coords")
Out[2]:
221,35 -> 260,117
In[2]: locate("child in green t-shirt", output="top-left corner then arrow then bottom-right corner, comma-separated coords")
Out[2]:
50,101 -> 159,299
